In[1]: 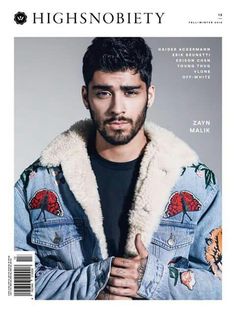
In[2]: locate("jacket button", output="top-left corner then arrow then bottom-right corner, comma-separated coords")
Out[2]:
167,234 -> 176,247
92,257 -> 99,262
53,232 -> 61,244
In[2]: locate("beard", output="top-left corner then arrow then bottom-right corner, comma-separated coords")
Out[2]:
88,100 -> 148,146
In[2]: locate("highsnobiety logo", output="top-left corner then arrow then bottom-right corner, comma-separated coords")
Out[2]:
13,11 -> 165,25
14,12 -> 27,25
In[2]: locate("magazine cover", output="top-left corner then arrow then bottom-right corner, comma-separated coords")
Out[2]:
1,0 -> 233,312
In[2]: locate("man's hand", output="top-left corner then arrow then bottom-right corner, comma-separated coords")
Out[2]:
96,290 -> 132,300
106,234 -> 148,299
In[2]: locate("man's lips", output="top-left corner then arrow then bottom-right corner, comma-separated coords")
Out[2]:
106,120 -> 130,129
108,121 -> 129,125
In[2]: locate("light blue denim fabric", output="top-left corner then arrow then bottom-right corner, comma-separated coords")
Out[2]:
138,166 -> 221,300
14,161 -> 221,300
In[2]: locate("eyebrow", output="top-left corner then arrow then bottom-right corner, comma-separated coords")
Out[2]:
92,85 -> 112,90
121,85 -> 142,91
92,84 -> 142,91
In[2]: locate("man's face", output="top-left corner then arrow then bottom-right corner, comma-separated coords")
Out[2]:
82,69 -> 154,145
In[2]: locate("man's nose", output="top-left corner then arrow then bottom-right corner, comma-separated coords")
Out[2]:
109,93 -> 126,115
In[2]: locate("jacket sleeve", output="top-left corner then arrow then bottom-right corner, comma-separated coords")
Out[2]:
137,185 -> 222,300
14,180 -> 113,300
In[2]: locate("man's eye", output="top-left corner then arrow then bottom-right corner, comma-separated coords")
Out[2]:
125,90 -> 139,96
96,91 -> 111,98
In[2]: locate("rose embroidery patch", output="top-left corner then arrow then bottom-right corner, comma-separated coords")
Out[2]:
164,191 -> 202,223
29,171 -> 37,180
181,163 -> 216,189
20,158 -> 42,189
205,227 -> 222,280
29,189 -> 63,216
180,271 -> 196,290
168,258 -> 196,290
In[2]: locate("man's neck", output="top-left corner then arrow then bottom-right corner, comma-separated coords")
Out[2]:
95,129 -> 147,162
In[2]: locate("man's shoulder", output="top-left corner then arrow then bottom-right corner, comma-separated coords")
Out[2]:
145,122 -> 199,172
174,161 -> 219,209
15,158 -> 60,191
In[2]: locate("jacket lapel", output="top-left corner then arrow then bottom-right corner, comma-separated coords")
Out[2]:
40,119 -> 198,259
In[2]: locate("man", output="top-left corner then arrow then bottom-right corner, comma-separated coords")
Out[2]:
14,37 -> 222,300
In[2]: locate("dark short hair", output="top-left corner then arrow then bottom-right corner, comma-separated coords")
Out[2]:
82,37 -> 153,87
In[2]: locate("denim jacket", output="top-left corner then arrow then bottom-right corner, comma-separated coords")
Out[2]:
14,119 -> 222,300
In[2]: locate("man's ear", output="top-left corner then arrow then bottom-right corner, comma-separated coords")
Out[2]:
147,85 -> 155,108
82,85 -> 89,109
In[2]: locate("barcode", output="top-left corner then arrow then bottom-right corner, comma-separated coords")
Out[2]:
11,252 -> 35,299
14,265 -> 33,296
16,254 -> 33,263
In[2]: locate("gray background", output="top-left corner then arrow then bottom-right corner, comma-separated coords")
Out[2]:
15,37 -> 222,183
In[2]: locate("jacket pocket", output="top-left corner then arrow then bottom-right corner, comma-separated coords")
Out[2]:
31,219 -> 84,269
150,224 -> 194,264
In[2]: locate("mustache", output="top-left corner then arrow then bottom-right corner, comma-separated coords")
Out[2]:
104,117 -> 132,124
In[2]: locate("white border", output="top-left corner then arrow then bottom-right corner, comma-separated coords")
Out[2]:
0,0 -> 234,313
